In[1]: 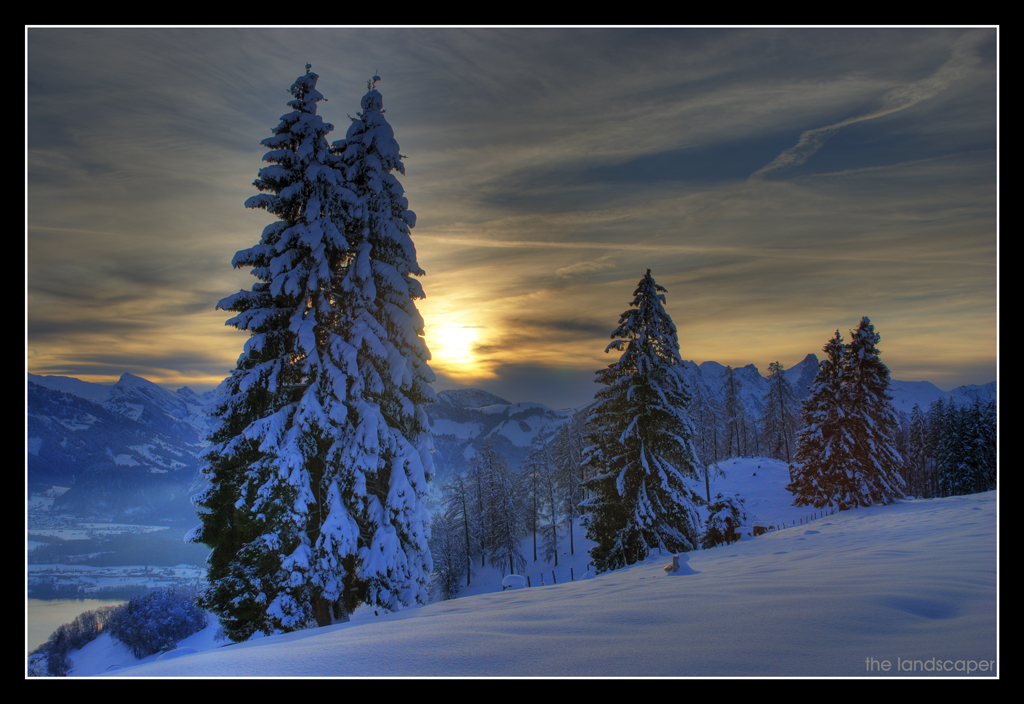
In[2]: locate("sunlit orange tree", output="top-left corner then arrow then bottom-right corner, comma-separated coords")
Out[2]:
787,318 -> 905,509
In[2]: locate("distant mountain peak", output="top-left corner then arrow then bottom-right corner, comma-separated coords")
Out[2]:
118,372 -> 148,382
437,388 -> 512,409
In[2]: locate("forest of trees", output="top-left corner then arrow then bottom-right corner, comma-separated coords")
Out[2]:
428,314 -> 996,593
895,397 -> 997,499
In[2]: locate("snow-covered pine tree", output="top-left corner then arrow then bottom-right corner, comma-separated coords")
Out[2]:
787,318 -> 905,509
488,447 -> 528,576
465,439 -> 497,568
522,434 -> 561,566
839,317 -> 905,507
441,472 -> 477,587
760,361 -> 799,463
786,331 -> 850,509
541,473 -> 562,566
427,508 -> 469,601
963,402 -> 989,495
322,75 -> 435,616
582,270 -> 703,574
521,434 -> 550,562
977,399 -> 997,492
189,65 -> 357,640
549,408 -> 588,556
700,492 -> 749,549
904,403 -> 930,497
926,398 -> 947,497
936,403 -> 966,497
722,366 -> 745,458
189,67 -> 433,640
688,381 -> 724,502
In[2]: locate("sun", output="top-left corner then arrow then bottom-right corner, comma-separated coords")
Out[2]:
432,324 -> 478,365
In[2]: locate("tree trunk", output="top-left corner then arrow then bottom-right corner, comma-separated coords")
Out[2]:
312,596 -> 335,627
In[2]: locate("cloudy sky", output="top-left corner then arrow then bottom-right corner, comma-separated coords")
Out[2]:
27,27 -> 997,409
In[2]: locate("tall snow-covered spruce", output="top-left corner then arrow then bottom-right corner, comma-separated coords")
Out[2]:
188,68 -> 434,641
329,74 -> 435,616
582,270 -> 703,574
786,317 -> 904,510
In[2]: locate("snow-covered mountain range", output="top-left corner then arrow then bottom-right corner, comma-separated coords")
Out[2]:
27,361 -> 995,522
27,373 -> 214,524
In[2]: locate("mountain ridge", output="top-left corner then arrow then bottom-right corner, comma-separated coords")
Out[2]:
27,364 -> 996,521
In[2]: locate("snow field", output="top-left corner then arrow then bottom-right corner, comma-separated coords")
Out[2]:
100,487 -> 996,677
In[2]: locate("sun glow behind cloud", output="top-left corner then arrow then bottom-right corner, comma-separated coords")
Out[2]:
26,28 -> 997,408
426,323 -> 487,378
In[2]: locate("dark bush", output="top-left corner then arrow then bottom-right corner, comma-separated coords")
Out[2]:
701,493 -> 749,549
107,586 -> 208,659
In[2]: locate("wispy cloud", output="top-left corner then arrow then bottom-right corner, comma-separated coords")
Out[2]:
750,30 -> 988,182
27,28 -> 997,404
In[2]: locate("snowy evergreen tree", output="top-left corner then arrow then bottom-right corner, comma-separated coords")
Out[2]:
838,317 -> 905,507
786,331 -> 850,509
521,434 -> 551,562
327,74 -> 435,617
933,399 -> 996,497
540,476 -> 562,566
787,318 -> 904,509
463,435 -> 525,571
441,472 -> 477,587
760,361 -> 799,463
582,270 -> 704,574
521,434 -> 561,566
488,449 -> 528,576
722,366 -> 745,458
978,399 -> 998,492
903,403 -> 930,497
464,441 -> 496,568
427,509 -> 469,601
688,381 -> 724,502
189,68 -> 433,640
548,408 -> 588,556
939,403 -> 971,497
926,398 -> 947,496
701,492 -> 749,549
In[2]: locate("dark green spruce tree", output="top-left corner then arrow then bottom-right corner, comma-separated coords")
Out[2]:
582,270 -> 703,573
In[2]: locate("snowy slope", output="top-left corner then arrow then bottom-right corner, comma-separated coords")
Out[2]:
83,458 -> 996,678
98,492 -> 997,678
